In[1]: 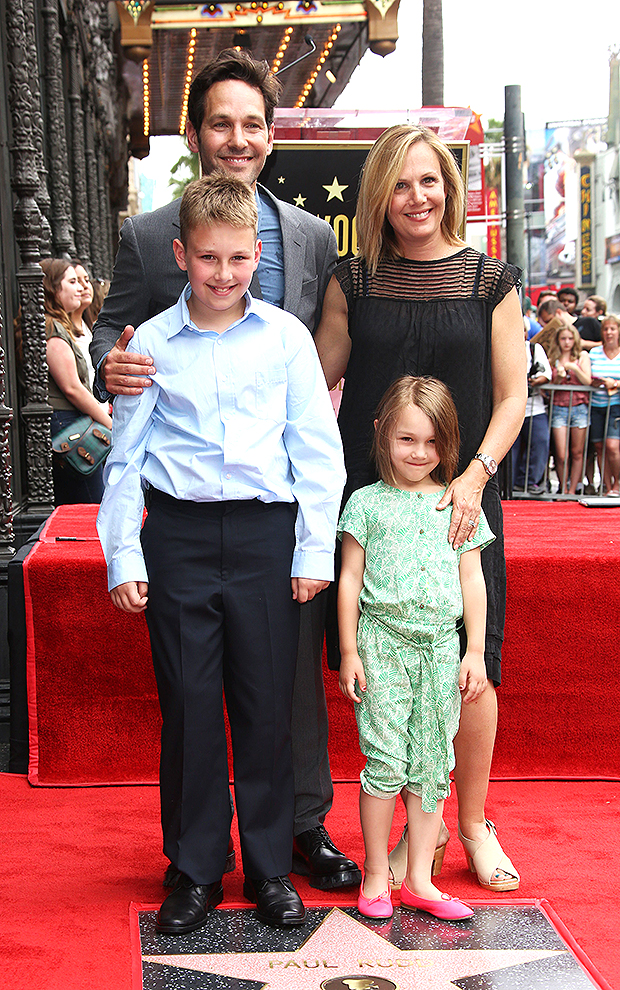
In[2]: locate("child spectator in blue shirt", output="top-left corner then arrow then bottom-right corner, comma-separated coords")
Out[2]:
97,174 -> 345,934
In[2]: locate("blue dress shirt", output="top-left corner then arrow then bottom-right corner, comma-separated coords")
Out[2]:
97,285 -> 345,591
256,188 -> 284,309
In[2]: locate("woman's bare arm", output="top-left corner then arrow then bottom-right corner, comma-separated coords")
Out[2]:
437,286 -> 527,547
314,275 -> 352,389
46,338 -> 113,429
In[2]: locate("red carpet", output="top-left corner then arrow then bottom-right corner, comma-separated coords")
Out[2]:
22,502 -> 620,785
1,775 -> 618,990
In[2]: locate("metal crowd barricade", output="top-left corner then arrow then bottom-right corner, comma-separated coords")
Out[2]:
509,382 -> 620,500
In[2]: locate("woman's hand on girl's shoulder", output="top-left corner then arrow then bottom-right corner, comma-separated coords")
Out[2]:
339,651 -> 366,703
436,466 -> 485,549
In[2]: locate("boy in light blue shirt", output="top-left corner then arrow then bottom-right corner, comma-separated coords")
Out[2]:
97,174 -> 345,934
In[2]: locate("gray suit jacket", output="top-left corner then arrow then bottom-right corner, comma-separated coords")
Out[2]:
91,185 -> 338,397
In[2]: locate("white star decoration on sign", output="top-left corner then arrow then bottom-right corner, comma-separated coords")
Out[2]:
143,907 -> 567,988
323,177 -> 349,202
294,194 -> 307,207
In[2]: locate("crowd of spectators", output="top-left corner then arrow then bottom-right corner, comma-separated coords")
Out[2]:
515,289 -> 620,496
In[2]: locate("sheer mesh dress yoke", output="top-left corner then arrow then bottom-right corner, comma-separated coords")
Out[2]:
333,247 -> 522,683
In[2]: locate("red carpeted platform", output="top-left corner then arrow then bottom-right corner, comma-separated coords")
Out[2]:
22,502 -> 620,786
2,776 -> 618,990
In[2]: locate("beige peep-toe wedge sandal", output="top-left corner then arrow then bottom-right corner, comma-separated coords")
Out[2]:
458,819 -> 520,891
387,823 -> 449,889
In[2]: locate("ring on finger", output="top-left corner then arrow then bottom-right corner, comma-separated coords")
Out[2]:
468,519 -> 476,526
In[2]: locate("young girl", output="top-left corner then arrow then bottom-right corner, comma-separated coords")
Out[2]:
338,376 -> 494,921
548,324 -> 591,494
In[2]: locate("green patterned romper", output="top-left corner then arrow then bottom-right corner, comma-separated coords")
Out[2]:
338,481 -> 495,813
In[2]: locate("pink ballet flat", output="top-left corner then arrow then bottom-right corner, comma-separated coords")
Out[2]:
400,881 -> 473,920
358,882 -> 393,919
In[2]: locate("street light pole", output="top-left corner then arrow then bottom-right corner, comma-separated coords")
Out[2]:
504,85 -> 527,278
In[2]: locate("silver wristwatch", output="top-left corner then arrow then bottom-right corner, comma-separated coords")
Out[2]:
473,452 -> 498,477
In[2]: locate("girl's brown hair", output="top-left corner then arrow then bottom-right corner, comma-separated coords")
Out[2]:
547,323 -> 582,365
371,375 -> 460,487
39,258 -> 79,339
356,124 -> 466,274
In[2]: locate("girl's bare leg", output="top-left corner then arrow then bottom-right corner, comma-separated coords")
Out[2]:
551,426 -> 568,492
403,791 -> 444,899
604,438 -> 620,492
359,788 -> 397,899
568,426 -> 586,494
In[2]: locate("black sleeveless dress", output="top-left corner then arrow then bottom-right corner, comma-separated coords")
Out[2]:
334,247 -> 521,685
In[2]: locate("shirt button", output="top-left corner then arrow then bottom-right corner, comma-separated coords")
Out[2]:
417,492 -> 422,498
420,603 -> 425,609
226,473 -> 231,480
420,566 -> 426,572
419,529 -> 424,534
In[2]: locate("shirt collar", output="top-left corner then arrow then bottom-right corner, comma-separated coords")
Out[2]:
168,282 -> 267,339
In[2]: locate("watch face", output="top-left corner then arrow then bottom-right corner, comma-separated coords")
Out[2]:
476,454 -> 497,475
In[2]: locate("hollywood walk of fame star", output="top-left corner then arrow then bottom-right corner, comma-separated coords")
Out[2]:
323,177 -> 349,202
294,194 -> 307,207
143,907 -> 568,989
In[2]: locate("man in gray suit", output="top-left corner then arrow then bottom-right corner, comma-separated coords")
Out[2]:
92,49 -> 360,929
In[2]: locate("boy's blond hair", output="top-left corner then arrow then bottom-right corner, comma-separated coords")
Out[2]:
372,375 -> 460,488
179,174 -> 258,245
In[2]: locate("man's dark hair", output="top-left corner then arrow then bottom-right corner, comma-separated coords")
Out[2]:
188,49 -> 282,133
558,287 -> 579,305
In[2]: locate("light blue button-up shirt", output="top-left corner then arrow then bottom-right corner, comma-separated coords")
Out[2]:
255,187 -> 284,308
97,285 -> 345,591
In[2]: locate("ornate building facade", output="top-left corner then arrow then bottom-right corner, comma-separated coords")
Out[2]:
0,0 -> 129,731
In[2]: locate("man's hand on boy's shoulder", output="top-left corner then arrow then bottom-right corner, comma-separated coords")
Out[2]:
111,581 -> 149,613
103,326 -> 156,396
291,578 -> 330,603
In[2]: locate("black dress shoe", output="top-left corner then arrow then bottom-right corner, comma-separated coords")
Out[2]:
163,838 -> 235,888
156,873 -> 224,934
243,876 -> 306,927
292,824 -> 362,890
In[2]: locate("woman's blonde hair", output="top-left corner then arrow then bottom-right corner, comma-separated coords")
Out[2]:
356,125 -> 466,274
39,258 -> 79,339
587,294 -> 607,316
547,323 -> 582,365
371,375 -> 460,487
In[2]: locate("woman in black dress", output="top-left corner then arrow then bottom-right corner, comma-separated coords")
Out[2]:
315,124 -> 525,892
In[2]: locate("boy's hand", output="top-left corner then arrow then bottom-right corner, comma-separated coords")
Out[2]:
110,581 -> 149,613
339,651 -> 366,703
291,578 -> 329,603
103,326 -> 156,395
459,651 -> 487,703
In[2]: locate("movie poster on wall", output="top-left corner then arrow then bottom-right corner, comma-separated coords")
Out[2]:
543,119 -> 607,284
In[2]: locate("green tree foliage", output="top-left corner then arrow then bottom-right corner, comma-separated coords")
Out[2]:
168,149 -> 200,199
